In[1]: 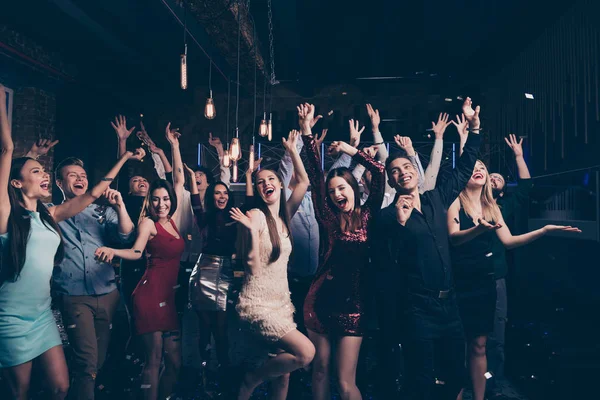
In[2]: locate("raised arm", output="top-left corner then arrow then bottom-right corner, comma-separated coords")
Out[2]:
452,113 -> 469,157
421,113 -> 451,191
437,99 -> 481,208
103,188 -> 134,238
0,86 -> 14,235
504,133 -> 531,180
366,104 -> 388,162
283,130 -> 309,218
49,148 -> 145,223
165,123 -> 184,222
209,133 -> 230,186
111,115 -> 136,158
245,157 -> 262,197
299,104 -> 336,224
495,214 -> 580,250
95,217 -> 155,263
24,138 -> 59,159
447,198 -> 502,246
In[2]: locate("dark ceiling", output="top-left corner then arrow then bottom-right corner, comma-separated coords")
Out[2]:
1,0 -> 575,100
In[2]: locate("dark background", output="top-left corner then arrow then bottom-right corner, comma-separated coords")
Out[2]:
1,0 -> 599,398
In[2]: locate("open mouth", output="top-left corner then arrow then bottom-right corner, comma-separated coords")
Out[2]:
336,198 -> 348,209
138,183 -> 147,189
473,172 -> 484,179
74,183 -> 85,190
40,181 -> 49,190
400,175 -> 413,184
264,187 -> 275,197
216,198 -> 227,207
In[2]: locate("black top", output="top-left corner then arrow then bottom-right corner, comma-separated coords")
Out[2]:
451,208 -> 496,291
491,179 -> 533,279
378,134 -> 481,293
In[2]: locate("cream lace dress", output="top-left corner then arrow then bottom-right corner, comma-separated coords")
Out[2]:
236,209 -> 296,343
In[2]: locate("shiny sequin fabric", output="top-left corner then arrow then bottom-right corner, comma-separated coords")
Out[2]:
302,136 -> 385,336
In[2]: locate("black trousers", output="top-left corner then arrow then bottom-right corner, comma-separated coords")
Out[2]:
401,291 -> 467,400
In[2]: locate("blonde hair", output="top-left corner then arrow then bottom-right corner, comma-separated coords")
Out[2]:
459,160 -> 502,223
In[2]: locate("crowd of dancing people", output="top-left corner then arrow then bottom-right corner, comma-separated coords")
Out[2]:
0,83 -> 582,400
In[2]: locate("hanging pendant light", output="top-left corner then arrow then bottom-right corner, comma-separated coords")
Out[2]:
180,45 -> 188,90
248,144 -> 255,171
229,136 -> 241,161
232,161 -> 238,183
222,144 -> 231,168
267,113 -> 273,141
204,62 -> 216,119
259,112 -> 268,137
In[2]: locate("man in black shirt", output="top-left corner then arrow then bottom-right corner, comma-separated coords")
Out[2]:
378,98 -> 482,399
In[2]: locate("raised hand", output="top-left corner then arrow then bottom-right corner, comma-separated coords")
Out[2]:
103,188 -> 124,208
229,208 -> 261,232
543,225 -> 582,234
366,104 -> 381,130
165,122 -> 181,146
462,97 -> 481,129
327,140 -> 355,156
349,119 -> 365,148
451,113 -> 469,142
477,218 -> 502,231
504,133 -> 524,158
431,113 -> 452,139
314,128 -> 328,148
245,157 -> 262,175
95,247 -> 116,264
208,132 -> 222,148
27,138 -> 59,158
111,115 -> 136,141
183,162 -> 195,177
282,129 -> 300,153
394,135 -> 416,157
127,147 -> 146,162
363,145 -> 379,159
395,194 -> 414,225
297,104 -> 309,131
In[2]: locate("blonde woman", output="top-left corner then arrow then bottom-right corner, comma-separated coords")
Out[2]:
447,160 -> 580,400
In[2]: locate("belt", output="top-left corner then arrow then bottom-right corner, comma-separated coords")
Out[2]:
409,287 -> 453,299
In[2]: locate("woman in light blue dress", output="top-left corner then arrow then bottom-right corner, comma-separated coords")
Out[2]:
0,85 -> 144,399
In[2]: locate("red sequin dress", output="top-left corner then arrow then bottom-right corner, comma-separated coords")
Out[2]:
302,136 -> 385,336
132,219 -> 185,335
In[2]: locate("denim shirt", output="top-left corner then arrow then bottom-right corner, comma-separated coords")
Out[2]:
51,203 -> 134,296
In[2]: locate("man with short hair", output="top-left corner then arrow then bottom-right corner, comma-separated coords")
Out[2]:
52,150 -> 142,400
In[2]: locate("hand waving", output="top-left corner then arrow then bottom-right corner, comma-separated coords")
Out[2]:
314,128 -> 328,148
394,135 -> 416,157
431,113 -> 451,139
451,113 -> 469,143
349,119 -> 365,148
504,134 -> 524,158
165,122 -> 181,146
282,129 -> 300,153
366,104 -> 381,130
28,138 -> 59,158
462,97 -> 481,130
229,208 -> 261,232
111,115 -> 135,141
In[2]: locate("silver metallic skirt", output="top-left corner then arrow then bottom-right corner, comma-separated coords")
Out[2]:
189,254 -> 234,312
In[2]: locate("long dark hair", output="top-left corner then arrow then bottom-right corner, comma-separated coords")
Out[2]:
139,179 -> 178,224
326,167 -> 363,233
1,157 -> 64,284
240,169 -> 292,264
204,181 -> 235,232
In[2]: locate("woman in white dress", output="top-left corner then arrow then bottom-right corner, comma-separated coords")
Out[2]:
229,130 -> 315,400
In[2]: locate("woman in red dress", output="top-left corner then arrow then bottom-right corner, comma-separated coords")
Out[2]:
95,123 -> 185,400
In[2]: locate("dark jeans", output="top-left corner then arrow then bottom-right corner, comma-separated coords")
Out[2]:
59,289 -> 120,400
487,278 -> 507,389
402,291 -> 466,400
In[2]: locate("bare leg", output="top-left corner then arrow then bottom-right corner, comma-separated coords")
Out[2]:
468,335 -> 488,400
37,345 -> 70,399
238,329 -> 315,400
159,331 -> 182,399
307,329 -> 332,400
269,373 -> 290,400
335,336 -> 363,400
2,360 -> 33,400
140,332 -> 164,400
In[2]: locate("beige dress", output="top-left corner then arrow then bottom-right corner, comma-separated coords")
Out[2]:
236,210 -> 296,342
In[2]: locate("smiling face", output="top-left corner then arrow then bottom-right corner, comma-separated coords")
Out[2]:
213,183 -> 229,210
387,157 -> 418,193
255,169 -> 283,205
328,176 -> 355,213
150,187 -> 171,219
57,164 -> 88,199
490,172 -> 506,193
467,160 -> 489,188
195,170 -> 209,192
129,176 -> 149,196
11,159 -> 51,200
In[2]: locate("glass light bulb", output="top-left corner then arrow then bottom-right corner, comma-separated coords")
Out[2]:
232,161 -> 238,183
249,145 -> 255,171
230,138 -> 241,161
267,118 -> 273,142
222,152 -> 230,168
180,54 -> 188,90
204,90 -> 216,119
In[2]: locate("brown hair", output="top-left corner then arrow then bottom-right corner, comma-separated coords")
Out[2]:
326,167 -> 362,233
139,179 -> 178,224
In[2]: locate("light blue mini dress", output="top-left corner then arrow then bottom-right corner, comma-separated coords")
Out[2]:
0,211 -> 62,367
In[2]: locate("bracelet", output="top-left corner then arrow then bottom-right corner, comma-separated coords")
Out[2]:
373,141 -> 384,145
101,177 -> 114,182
